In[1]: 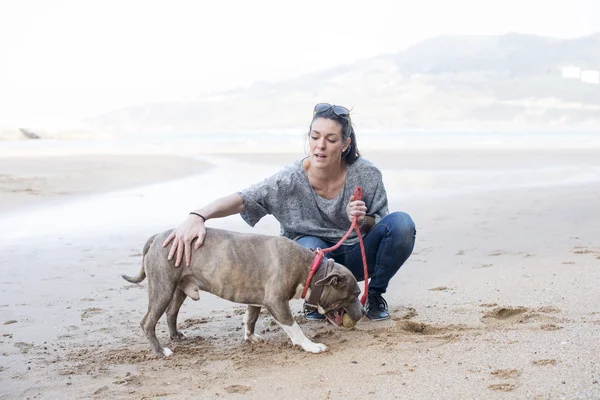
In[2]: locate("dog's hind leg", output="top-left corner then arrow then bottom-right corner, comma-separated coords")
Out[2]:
166,288 -> 187,341
243,305 -> 263,343
141,280 -> 177,357
265,301 -> 327,354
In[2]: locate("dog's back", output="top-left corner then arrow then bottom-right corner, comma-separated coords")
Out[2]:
145,228 -> 315,305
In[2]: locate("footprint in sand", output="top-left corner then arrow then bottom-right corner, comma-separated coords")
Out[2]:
473,264 -> 492,269
540,324 -> 562,331
80,308 -> 103,319
14,342 -> 33,354
483,306 -> 528,322
571,246 -> 600,260
519,252 -> 535,258
391,306 -> 417,320
428,286 -> 451,292
488,383 -> 517,392
180,317 -> 212,329
488,251 -> 506,257
532,359 -> 557,366
224,384 -> 252,394
491,369 -> 521,379
483,306 -> 562,329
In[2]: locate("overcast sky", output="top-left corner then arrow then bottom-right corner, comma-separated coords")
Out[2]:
0,0 -> 599,126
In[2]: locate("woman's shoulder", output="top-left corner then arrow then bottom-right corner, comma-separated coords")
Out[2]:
268,158 -> 306,182
348,157 -> 382,176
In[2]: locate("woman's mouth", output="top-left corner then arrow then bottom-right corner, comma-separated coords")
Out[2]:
315,154 -> 327,161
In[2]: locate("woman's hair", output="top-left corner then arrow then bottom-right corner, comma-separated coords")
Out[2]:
309,107 -> 361,165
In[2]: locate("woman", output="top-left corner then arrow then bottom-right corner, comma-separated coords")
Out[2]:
163,103 -> 416,321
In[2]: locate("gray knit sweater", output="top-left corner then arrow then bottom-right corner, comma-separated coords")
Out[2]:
238,157 -> 389,245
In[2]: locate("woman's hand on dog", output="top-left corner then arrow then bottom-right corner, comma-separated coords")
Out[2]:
163,214 -> 206,267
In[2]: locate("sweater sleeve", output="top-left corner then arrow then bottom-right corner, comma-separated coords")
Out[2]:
237,175 -> 278,227
367,169 -> 389,224
237,165 -> 296,227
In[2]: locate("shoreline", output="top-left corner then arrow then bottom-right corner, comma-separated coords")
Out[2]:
0,154 -> 213,214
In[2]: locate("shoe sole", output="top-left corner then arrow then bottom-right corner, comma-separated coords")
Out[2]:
367,314 -> 390,321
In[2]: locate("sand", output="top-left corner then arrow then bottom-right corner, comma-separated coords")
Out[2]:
0,144 -> 599,399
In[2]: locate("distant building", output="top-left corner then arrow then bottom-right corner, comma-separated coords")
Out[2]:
581,70 -> 600,84
561,66 -> 581,79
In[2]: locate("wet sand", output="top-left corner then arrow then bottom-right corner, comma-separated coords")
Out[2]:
0,155 -> 213,212
0,147 -> 599,399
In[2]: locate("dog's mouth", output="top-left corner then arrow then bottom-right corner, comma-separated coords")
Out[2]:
325,308 -> 346,327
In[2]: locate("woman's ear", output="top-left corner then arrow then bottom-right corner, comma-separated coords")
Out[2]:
344,137 -> 351,152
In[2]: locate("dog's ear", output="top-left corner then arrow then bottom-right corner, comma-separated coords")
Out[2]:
315,272 -> 345,287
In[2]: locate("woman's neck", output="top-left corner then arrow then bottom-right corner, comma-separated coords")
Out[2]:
305,159 -> 346,185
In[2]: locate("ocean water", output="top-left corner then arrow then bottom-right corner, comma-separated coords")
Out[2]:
1,131 -> 599,244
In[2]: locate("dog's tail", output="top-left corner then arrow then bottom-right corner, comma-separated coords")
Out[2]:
122,233 -> 158,283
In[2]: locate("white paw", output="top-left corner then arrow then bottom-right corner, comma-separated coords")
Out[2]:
162,347 -> 173,357
302,341 -> 328,353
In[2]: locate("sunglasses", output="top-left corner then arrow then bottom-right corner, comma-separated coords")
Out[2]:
313,103 -> 350,119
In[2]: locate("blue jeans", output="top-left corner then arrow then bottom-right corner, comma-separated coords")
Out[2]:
296,212 -> 416,294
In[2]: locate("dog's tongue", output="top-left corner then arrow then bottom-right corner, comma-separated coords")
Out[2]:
325,309 -> 345,326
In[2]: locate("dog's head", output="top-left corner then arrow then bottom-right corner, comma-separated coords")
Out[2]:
314,259 -> 365,327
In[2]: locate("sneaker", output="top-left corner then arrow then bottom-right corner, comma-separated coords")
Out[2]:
366,293 -> 390,321
305,308 -> 326,321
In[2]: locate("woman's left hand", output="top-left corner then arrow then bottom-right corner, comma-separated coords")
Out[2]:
346,194 -> 367,224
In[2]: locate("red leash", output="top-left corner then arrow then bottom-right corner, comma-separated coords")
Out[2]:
301,186 -> 369,306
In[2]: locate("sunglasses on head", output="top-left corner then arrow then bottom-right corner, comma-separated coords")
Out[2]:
313,103 -> 350,119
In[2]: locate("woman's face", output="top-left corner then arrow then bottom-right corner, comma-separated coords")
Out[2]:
308,118 -> 350,169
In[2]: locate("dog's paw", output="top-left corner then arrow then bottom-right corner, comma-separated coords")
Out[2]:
162,347 -> 173,357
245,333 -> 264,344
170,331 -> 187,341
302,341 -> 328,354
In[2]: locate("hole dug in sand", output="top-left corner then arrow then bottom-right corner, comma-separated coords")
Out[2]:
397,321 -> 444,335
482,306 -> 562,327
395,321 -> 472,336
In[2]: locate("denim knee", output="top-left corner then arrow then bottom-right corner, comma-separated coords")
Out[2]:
296,236 -> 330,251
380,212 -> 416,241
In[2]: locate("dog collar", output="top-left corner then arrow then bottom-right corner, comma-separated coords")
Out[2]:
301,250 -> 329,307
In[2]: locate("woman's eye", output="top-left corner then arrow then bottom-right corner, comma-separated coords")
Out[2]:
328,140 -> 336,143
310,136 -> 318,140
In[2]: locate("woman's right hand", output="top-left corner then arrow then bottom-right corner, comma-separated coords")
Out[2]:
162,214 -> 206,267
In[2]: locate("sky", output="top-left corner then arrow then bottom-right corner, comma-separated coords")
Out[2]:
0,0 -> 599,127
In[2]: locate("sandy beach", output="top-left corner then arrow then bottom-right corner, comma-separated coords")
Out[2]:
1,138 -> 599,399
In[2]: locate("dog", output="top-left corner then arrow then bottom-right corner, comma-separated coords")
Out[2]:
122,228 -> 365,356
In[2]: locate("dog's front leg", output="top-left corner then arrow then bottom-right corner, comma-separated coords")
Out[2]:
265,301 -> 327,353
